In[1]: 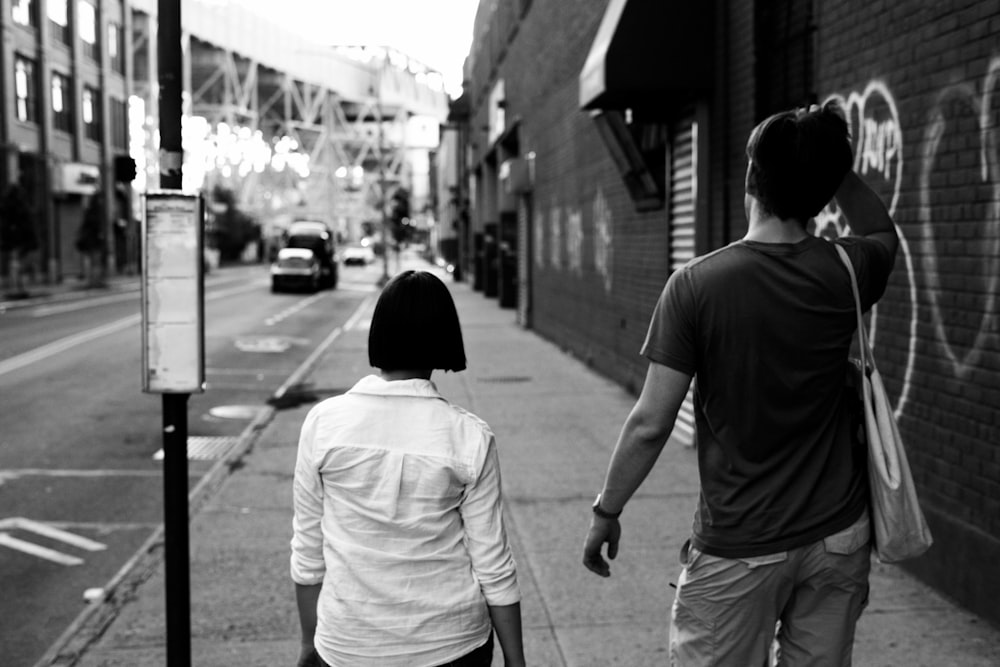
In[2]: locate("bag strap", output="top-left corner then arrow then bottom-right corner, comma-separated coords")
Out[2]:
834,244 -> 872,372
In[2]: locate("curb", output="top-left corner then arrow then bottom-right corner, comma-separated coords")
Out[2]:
35,405 -> 276,667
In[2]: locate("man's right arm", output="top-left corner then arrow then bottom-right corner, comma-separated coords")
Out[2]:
835,170 -> 898,259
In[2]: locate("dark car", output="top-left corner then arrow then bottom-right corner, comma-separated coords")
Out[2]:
284,221 -> 338,289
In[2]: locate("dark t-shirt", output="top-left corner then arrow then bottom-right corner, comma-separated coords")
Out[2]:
641,235 -> 894,558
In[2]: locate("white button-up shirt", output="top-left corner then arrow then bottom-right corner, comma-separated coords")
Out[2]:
291,375 -> 520,667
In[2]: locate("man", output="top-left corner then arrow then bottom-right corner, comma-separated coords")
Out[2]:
582,101 -> 898,665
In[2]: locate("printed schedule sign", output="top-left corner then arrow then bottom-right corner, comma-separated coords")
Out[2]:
142,191 -> 205,393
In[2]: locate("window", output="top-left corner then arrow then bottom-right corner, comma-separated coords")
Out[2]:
108,23 -> 124,73
590,109 -> 668,211
14,56 -> 38,123
79,1 -> 98,60
48,0 -> 70,45
51,72 -> 73,133
83,86 -> 101,141
12,0 -> 38,28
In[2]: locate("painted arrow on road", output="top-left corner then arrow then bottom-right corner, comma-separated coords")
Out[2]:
0,517 -> 106,566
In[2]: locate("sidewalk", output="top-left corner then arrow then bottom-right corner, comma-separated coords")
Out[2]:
51,256 -> 1000,666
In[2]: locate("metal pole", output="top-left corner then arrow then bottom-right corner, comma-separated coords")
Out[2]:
162,393 -> 190,665
377,57 -> 390,286
157,1 -> 191,665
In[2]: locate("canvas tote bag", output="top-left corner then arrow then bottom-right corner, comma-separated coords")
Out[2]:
836,244 -> 933,563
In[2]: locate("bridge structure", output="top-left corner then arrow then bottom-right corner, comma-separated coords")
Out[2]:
128,0 -> 450,240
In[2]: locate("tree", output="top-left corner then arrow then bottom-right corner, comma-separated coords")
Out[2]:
0,184 -> 38,295
211,185 -> 260,262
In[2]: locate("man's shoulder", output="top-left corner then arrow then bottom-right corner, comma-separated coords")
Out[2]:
678,241 -> 753,278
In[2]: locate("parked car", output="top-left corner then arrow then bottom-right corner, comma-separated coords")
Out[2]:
341,242 -> 376,266
284,220 -> 339,289
271,247 -> 321,293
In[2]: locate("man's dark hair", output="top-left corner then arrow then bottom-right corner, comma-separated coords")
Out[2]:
745,100 -> 853,223
368,270 -> 467,372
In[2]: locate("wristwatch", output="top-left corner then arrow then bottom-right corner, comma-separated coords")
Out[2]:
592,493 -> 622,520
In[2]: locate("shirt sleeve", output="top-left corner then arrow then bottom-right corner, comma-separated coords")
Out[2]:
834,236 -> 895,311
640,267 -> 698,374
459,434 -> 521,606
290,407 -> 326,585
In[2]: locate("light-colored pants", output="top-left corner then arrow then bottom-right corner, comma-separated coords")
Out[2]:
670,511 -> 871,666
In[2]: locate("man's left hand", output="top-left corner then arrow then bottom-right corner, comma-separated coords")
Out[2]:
582,516 -> 621,577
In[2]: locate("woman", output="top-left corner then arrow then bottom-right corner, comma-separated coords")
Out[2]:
291,270 -> 525,667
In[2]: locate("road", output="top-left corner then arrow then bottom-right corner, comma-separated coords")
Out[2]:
0,261 -> 381,665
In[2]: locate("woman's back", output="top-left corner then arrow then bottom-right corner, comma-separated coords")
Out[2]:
292,375 -> 518,667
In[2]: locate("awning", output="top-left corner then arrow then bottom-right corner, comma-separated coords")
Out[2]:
579,0 -> 712,112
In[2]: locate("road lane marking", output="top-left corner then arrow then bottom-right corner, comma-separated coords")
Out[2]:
0,469 -> 166,486
0,533 -> 85,565
23,276 -> 265,318
235,336 -> 293,353
206,279 -> 269,301
272,294 -> 374,401
31,291 -> 139,316
0,279 -> 271,378
0,517 -> 107,566
0,314 -> 140,378
266,292 -> 327,326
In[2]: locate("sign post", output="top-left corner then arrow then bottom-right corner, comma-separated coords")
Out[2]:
141,191 -> 204,667
151,1 -> 194,664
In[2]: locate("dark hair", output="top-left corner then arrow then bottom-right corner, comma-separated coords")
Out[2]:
368,270 -> 467,372
745,100 -> 853,223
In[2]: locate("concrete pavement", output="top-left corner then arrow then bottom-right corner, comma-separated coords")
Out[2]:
38,255 -> 1000,666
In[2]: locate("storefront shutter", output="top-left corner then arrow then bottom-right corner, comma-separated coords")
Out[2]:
516,196 -> 532,327
669,115 -> 697,270
670,112 -> 697,446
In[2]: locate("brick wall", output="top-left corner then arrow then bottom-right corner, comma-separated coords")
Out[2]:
479,0 -> 674,393
465,0 -> 1000,626
812,0 -> 1000,623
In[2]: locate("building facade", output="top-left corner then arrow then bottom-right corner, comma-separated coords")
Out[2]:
452,0 -> 1000,626
1,0 -> 133,283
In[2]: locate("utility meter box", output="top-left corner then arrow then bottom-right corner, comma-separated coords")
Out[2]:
141,191 -> 205,394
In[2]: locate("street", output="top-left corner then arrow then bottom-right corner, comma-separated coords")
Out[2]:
0,261 -> 379,665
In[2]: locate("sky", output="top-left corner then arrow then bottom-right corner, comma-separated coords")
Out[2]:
236,0 -> 479,98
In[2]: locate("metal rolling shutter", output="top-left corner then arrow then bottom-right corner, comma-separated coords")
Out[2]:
670,116 -> 697,270
517,196 -> 531,327
670,113 -> 697,446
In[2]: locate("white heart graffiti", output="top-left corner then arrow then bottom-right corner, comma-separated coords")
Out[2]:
918,57 -> 1000,379
817,81 -> 918,419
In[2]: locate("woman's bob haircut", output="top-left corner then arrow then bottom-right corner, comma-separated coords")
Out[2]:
368,270 -> 467,372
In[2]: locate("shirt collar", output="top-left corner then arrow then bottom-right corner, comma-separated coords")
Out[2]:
347,374 -> 445,400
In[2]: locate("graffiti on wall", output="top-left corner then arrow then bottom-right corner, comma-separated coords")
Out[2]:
534,208 -> 545,268
593,188 -> 613,292
536,188 -> 614,292
918,56 -> 1000,380
567,209 -> 584,275
816,81 -> 918,418
549,203 -> 562,269
819,59 -> 1000,417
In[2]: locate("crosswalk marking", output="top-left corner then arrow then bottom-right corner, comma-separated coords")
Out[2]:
0,517 -> 107,566
0,533 -> 84,566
